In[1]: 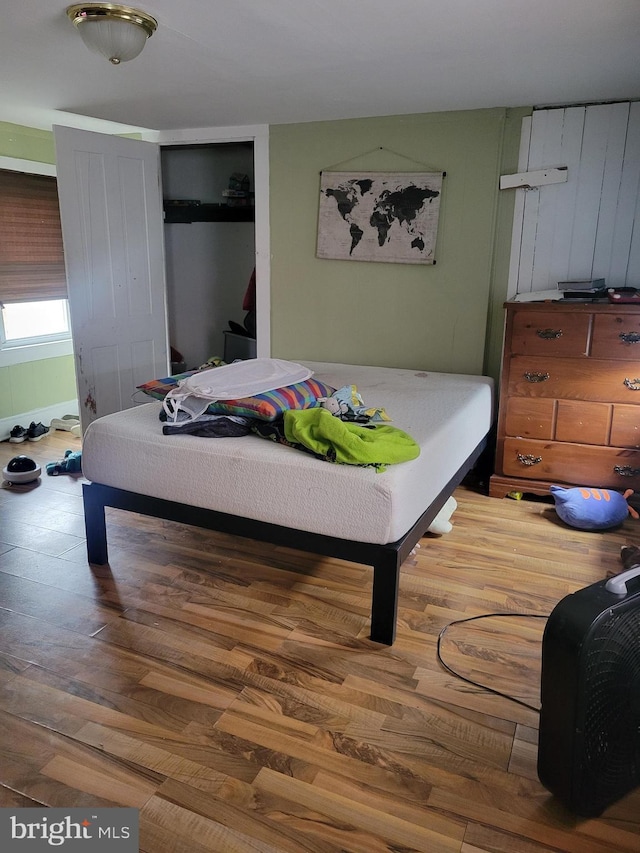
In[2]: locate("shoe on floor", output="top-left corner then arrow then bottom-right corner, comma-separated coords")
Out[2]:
27,422 -> 49,441
50,417 -> 80,432
9,424 -> 27,443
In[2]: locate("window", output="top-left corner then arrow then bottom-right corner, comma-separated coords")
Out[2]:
0,167 -> 71,354
1,299 -> 70,346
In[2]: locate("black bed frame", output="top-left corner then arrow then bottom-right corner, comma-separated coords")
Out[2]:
83,437 -> 486,645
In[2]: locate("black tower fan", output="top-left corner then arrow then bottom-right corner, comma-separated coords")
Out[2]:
537,566 -> 640,816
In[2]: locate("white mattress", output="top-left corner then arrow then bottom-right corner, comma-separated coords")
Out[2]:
82,362 -> 493,545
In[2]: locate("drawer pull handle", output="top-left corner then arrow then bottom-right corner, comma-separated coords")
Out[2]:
614,465 -> 640,477
524,371 -> 550,383
619,332 -> 640,345
536,328 -> 562,340
623,378 -> 640,391
517,453 -> 542,466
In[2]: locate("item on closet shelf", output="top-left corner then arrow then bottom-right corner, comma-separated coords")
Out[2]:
427,496 -> 458,534
2,455 -> 41,485
551,486 -> 638,531
223,173 -> 252,207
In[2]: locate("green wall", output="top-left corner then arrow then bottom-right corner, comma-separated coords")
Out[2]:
0,121 -> 56,164
0,356 -> 77,420
269,107 -> 530,376
0,351 -> 77,422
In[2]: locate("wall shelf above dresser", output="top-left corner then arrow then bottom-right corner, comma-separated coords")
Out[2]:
490,301 -> 640,499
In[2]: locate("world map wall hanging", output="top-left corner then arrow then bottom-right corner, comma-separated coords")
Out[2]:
317,171 -> 443,264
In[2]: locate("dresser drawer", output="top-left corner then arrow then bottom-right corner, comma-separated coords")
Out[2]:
501,438 -> 640,490
591,312 -> 640,360
504,397 -> 632,446
507,356 -> 640,404
555,400 -> 611,446
505,397 -> 555,439
510,311 -> 590,357
611,404 -> 640,448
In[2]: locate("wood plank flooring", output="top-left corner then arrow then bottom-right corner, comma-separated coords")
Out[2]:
0,431 -> 639,852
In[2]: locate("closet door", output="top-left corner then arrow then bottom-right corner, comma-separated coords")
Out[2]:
54,125 -> 169,431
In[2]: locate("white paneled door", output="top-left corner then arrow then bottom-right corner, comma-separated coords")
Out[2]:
54,126 -> 169,432
509,101 -> 640,297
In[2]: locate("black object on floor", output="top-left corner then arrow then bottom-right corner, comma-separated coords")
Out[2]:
538,568 -> 640,815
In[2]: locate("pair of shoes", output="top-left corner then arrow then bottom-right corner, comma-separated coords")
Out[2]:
50,416 -> 80,432
26,422 -> 49,442
9,424 -> 27,443
8,423 -> 49,442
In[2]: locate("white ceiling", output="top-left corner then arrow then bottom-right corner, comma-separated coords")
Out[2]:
2,0 -> 639,134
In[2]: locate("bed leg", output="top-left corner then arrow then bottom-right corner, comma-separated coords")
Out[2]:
83,485 -> 108,565
370,551 -> 400,645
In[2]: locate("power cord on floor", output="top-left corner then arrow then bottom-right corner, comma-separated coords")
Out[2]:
436,612 -> 550,713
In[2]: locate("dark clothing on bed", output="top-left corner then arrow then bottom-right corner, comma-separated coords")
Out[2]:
161,412 -> 255,437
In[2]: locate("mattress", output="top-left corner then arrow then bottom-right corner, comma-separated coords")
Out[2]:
81,362 -> 494,545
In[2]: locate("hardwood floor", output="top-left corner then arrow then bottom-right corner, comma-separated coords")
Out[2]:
0,431 -> 639,852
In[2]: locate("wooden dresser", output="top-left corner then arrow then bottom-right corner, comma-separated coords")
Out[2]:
489,301 -> 640,498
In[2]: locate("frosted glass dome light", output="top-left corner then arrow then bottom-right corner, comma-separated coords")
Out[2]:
66,4 -> 157,65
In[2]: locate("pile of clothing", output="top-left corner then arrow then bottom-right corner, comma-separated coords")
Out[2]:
254,407 -> 419,472
160,358 -> 419,472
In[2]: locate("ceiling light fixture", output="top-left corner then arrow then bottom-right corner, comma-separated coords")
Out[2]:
66,3 -> 158,65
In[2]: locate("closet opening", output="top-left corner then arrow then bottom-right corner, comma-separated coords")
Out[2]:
161,141 -> 256,371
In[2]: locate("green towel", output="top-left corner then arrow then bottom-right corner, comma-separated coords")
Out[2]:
284,408 -> 420,471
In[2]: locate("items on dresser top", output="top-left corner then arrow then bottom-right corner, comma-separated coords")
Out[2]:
490,301 -> 640,498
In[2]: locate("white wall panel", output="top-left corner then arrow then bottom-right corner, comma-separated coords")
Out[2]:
512,101 -> 640,295
592,103 -> 629,278
610,102 -> 640,285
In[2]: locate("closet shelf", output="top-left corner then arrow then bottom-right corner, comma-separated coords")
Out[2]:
163,202 -> 254,223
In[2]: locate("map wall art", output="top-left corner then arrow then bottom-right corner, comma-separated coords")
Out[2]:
317,171 -> 443,264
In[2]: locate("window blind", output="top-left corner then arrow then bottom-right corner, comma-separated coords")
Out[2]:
0,168 -> 67,303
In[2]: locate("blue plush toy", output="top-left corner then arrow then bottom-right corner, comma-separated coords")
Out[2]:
46,449 -> 82,477
551,485 -> 638,531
